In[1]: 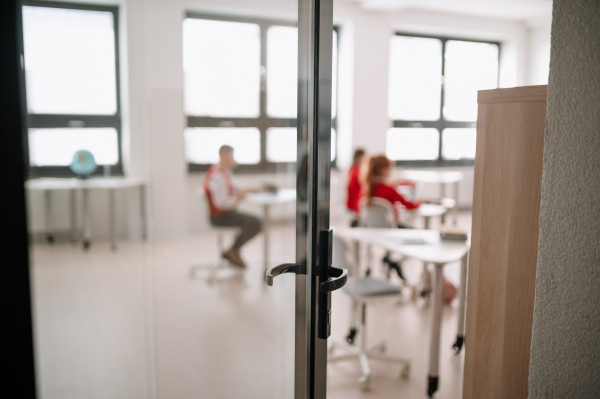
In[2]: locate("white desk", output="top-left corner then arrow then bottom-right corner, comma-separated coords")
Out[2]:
338,227 -> 469,397
25,177 -> 147,250
399,170 -> 464,225
246,188 -> 296,273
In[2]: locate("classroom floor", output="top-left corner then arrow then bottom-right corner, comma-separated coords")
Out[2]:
29,210 -> 471,399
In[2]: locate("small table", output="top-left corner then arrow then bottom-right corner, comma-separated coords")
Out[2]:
398,170 -> 464,225
25,177 -> 147,250
338,227 -> 469,397
246,188 -> 296,274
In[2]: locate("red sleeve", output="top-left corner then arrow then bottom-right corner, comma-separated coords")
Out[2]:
373,184 -> 420,210
347,167 -> 362,212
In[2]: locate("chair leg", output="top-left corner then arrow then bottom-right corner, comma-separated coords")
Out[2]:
190,231 -> 237,281
328,302 -> 412,389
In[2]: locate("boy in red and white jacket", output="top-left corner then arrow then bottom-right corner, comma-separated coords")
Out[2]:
204,145 -> 261,267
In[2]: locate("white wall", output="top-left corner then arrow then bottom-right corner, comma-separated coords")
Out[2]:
26,0 -> 552,238
527,21 -> 552,85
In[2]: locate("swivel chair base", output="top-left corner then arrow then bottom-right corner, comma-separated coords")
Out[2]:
329,339 -> 411,391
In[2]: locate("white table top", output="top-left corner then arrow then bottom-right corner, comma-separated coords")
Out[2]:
246,188 -> 296,206
410,203 -> 448,218
399,170 -> 464,184
338,227 -> 469,264
25,176 -> 147,190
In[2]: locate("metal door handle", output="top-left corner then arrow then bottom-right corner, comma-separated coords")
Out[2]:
265,263 -> 301,286
320,266 -> 348,292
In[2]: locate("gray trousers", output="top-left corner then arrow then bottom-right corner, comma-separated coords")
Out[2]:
210,211 -> 262,251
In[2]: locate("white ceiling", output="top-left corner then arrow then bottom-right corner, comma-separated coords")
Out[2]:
335,0 -> 553,24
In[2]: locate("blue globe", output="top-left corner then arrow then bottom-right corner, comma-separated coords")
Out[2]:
69,149 -> 97,176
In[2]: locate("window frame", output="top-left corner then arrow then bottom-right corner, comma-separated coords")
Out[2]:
20,0 -> 123,178
389,32 -> 500,167
184,12 -> 339,174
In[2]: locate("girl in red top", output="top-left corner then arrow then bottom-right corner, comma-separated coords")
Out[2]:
361,154 -> 421,281
365,154 -> 421,226
347,148 -> 365,226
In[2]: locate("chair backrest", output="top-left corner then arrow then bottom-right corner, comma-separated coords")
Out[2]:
196,187 -> 212,221
359,196 -> 396,228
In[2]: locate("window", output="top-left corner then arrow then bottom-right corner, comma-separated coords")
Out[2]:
21,1 -> 122,177
183,13 -> 338,172
387,33 -> 499,166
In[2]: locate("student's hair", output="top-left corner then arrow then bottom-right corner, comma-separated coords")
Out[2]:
365,154 -> 391,206
352,148 -> 366,165
219,145 -> 234,157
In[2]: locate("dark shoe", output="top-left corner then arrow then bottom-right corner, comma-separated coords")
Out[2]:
383,255 -> 406,281
222,249 -> 246,268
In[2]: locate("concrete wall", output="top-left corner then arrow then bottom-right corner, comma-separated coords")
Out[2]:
25,0 -> 552,239
528,0 -> 600,396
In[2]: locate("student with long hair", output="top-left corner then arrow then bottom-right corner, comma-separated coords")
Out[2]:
365,154 -> 421,225
363,154 -> 421,281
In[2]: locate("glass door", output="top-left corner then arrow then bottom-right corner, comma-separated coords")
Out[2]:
15,0 -> 338,398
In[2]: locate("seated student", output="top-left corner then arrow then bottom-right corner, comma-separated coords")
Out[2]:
346,148 -> 366,227
363,155 -> 422,281
364,154 -> 422,226
204,145 -> 262,268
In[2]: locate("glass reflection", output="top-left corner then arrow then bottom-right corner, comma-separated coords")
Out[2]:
29,128 -> 119,166
183,19 -> 261,117
22,6 -> 117,115
184,127 -> 261,164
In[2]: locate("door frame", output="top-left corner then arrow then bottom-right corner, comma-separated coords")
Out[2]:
295,0 -> 334,398
2,0 -> 38,397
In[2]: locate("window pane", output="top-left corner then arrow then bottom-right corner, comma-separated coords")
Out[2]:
388,36 -> 442,121
183,19 -> 260,117
266,128 -> 335,162
386,128 -> 439,161
442,128 -> 476,160
267,26 -> 297,118
22,6 -> 117,115
29,128 -> 118,166
267,128 -> 296,162
184,128 -> 260,164
444,40 -> 498,121
266,28 -> 337,119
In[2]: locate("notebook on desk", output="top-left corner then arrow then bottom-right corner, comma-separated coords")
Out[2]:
440,225 -> 468,241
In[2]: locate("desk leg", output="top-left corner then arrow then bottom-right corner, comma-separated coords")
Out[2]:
82,188 -> 91,250
421,216 -> 432,298
44,190 -> 54,243
453,251 -> 469,354
440,183 -> 446,225
140,185 -> 147,241
427,263 -> 444,397
109,188 -> 116,251
70,189 -> 77,242
263,205 -> 270,276
453,181 -> 460,225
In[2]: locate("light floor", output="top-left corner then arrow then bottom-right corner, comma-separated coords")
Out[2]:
30,211 -> 471,399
